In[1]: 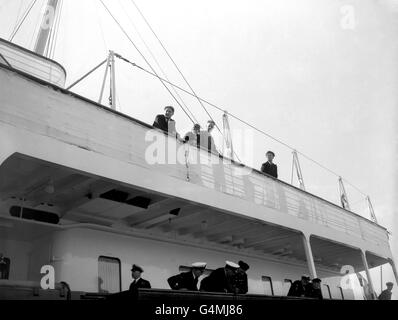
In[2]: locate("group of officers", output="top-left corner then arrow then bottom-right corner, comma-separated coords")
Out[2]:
129,261 -> 395,300
153,106 -> 279,179
287,275 -> 323,299
129,261 -> 323,299
130,261 -> 249,295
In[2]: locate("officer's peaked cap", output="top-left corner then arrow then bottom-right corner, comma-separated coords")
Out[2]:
131,264 -> 144,273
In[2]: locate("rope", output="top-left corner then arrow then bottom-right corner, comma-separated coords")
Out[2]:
99,0 -> 195,125
28,1 -> 43,49
129,0 -> 241,161
118,0 -> 199,124
128,61 -> 368,196
130,0 -> 211,118
9,0 -> 38,42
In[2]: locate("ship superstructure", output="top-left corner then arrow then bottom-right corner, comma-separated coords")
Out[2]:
0,1 -> 397,301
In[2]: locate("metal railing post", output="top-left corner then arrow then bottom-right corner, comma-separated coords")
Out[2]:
302,234 -> 317,279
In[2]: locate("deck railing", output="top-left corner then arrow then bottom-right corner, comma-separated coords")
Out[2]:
182,144 -> 389,248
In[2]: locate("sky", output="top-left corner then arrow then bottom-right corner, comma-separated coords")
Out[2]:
0,0 -> 397,294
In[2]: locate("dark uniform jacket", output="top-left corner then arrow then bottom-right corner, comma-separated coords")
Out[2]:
153,115 -> 177,136
200,268 -> 235,293
168,271 -> 199,291
378,289 -> 392,300
261,162 -> 278,179
234,272 -> 248,294
287,280 -> 307,297
129,278 -> 151,292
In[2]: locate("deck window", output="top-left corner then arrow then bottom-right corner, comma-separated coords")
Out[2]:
98,256 -> 121,294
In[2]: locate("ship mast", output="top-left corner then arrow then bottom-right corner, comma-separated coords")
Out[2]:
34,0 -> 60,56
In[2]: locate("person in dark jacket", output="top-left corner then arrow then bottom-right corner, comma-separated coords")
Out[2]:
306,278 -> 323,299
199,120 -> 218,155
153,106 -> 178,138
129,264 -> 151,294
234,261 -> 250,294
378,282 -> 394,300
200,261 -> 239,293
288,275 -> 310,297
261,151 -> 278,179
167,262 -> 207,291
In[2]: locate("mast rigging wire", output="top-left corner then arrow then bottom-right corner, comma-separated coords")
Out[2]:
118,0 -> 199,124
9,0 -> 38,42
60,1 -> 368,199
99,0 -> 196,125
2,1 -> 370,208
12,0 -> 25,34
125,60 -> 367,197
95,1 -> 109,53
130,0 -> 214,123
129,0 -> 241,162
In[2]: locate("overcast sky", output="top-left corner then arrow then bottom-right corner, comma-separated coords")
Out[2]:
1,0 -> 397,290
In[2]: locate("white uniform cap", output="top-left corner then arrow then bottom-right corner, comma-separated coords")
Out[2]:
225,261 -> 240,269
192,262 -> 207,268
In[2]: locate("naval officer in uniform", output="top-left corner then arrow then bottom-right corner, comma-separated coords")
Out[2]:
378,282 -> 394,300
234,261 -> 250,294
261,151 -> 278,179
167,262 -> 207,291
200,261 -> 239,293
129,264 -> 151,294
288,274 -> 310,297
306,278 -> 323,299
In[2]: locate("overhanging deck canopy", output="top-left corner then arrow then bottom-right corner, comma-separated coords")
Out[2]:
0,154 -> 308,264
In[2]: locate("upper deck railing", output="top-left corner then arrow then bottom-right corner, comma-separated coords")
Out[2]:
0,60 -> 390,251
0,38 -> 66,87
178,143 -> 390,248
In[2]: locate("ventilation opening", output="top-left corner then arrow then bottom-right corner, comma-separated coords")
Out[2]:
100,190 -> 129,203
100,190 -> 152,209
126,196 -> 151,209
9,206 -> 59,224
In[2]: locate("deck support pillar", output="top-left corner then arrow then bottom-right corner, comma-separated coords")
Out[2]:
388,258 -> 398,286
302,234 -> 317,279
361,251 -> 377,300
